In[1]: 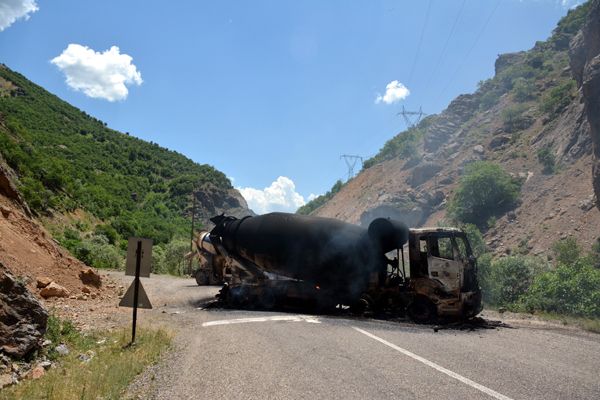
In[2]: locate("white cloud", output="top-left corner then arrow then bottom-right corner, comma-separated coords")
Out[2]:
560,0 -> 582,8
0,0 -> 38,31
51,44 -> 143,101
375,80 -> 410,104
238,176 -> 308,214
307,193 -> 319,201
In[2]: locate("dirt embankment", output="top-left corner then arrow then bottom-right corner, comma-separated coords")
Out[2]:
0,156 -> 122,330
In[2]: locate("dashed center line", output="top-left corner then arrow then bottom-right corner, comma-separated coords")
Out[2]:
202,315 -> 321,327
353,327 -> 514,400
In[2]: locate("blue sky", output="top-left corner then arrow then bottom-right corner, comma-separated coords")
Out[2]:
0,0 -> 582,213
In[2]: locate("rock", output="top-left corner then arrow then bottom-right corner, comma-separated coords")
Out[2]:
39,282 -> 69,299
0,206 -> 11,218
36,276 -> 53,289
41,339 -> 52,347
578,194 -> 596,211
39,361 -> 52,370
55,343 -> 69,356
0,373 -> 13,388
0,262 -> 48,359
81,286 -> 91,294
507,211 -> 517,222
473,145 -> 485,155
408,163 -> 443,188
488,135 -> 511,150
29,365 -> 45,379
79,268 -> 101,288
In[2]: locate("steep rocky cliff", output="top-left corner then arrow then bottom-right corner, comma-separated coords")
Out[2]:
313,2 -> 599,255
570,0 -> 600,210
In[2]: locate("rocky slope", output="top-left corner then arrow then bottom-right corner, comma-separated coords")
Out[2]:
570,0 -> 600,210
313,2 -> 599,256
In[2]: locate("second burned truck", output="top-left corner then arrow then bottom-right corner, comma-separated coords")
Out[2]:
194,212 -> 482,322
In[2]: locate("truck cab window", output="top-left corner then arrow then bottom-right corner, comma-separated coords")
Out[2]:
431,236 -> 454,260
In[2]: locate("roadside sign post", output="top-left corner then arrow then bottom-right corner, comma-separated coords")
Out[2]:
119,237 -> 153,345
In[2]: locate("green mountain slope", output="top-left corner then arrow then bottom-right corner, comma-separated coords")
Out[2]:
0,65 -> 247,272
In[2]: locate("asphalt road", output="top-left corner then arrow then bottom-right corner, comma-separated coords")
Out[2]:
122,274 -> 600,400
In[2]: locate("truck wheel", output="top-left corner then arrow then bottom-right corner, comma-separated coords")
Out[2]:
408,298 -> 437,324
195,270 -> 209,286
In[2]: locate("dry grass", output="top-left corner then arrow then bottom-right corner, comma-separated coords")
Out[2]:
0,327 -> 171,400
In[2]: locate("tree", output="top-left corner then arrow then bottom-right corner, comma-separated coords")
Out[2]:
448,162 -> 521,227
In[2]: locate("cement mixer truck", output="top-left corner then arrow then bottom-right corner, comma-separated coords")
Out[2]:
193,212 -> 482,322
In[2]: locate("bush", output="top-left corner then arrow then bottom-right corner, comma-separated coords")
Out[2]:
481,255 -> 544,307
537,147 -> 556,174
461,223 -> 487,258
152,238 -> 190,275
512,78 -> 536,102
521,257 -> 600,318
552,237 -> 582,267
501,104 -> 531,133
540,79 -> 576,116
448,162 -> 521,227
72,235 -> 124,270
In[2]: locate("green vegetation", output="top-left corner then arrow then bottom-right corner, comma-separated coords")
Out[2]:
477,237 -> 600,322
297,180 -> 344,215
0,65 -> 232,273
0,316 -> 171,400
362,124 -> 428,170
448,161 -> 522,227
512,77 -> 536,102
501,104 -> 531,133
540,79 -> 577,117
537,146 -> 556,174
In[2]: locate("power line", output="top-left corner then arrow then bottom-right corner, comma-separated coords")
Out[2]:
424,0 -> 466,94
408,0 -> 433,84
439,0 -> 501,100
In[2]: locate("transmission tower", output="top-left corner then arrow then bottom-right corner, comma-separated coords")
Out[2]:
340,155 -> 363,181
398,106 -> 426,129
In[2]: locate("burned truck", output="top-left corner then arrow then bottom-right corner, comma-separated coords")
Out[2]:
194,212 -> 482,322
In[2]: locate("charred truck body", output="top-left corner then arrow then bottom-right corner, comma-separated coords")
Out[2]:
194,212 -> 482,322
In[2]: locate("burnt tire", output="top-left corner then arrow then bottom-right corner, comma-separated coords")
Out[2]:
408,297 -> 437,324
195,270 -> 209,286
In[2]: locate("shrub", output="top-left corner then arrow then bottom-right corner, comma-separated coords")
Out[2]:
540,79 -> 576,116
536,147 -> 556,174
448,162 -> 521,227
461,223 -> 487,258
501,104 -> 531,133
152,238 -> 190,275
512,78 -> 536,102
552,237 -> 582,266
481,256 -> 544,307
72,235 -> 124,270
521,257 -> 600,318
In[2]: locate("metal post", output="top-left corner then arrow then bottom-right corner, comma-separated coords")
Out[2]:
190,192 -> 196,253
401,244 -> 406,281
189,192 -> 197,275
131,240 -> 142,344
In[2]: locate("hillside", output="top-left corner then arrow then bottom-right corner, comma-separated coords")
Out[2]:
308,2 -> 599,256
0,65 -> 251,272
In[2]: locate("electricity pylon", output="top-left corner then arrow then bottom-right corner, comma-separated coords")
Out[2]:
398,105 -> 426,128
340,154 -> 363,181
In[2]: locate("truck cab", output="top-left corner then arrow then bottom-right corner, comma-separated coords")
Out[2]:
406,228 -> 482,321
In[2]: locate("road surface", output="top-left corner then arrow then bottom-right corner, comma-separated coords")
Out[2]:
121,274 -> 600,400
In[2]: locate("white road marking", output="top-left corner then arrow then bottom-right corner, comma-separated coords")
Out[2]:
353,327 -> 514,400
202,315 -> 321,327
